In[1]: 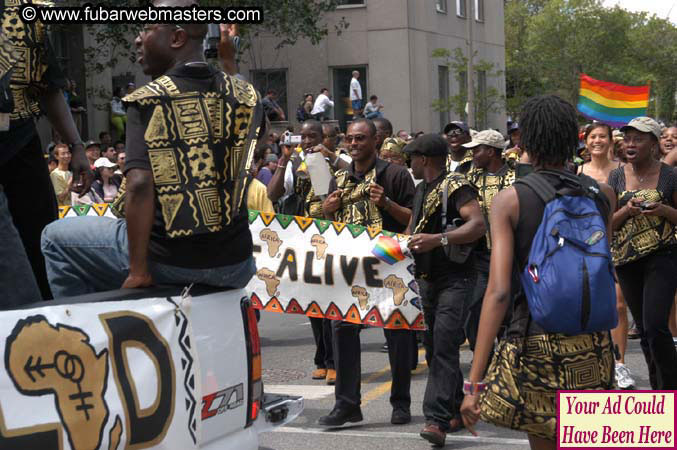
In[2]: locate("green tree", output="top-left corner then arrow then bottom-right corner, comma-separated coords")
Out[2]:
432,48 -> 505,129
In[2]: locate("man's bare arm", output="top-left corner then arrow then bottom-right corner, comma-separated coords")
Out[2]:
123,168 -> 155,288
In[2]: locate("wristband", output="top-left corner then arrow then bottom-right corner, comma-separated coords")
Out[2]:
463,380 -> 487,395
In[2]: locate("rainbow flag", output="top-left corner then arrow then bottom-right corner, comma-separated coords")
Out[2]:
372,236 -> 406,265
577,74 -> 650,128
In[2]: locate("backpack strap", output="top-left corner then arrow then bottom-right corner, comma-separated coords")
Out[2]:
441,179 -> 449,229
514,172 -> 557,204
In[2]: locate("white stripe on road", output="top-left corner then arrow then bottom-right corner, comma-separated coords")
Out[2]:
265,385 -> 334,400
270,426 -> 529,446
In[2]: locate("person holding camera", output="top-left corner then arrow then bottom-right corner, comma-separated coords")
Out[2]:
319,119 -> 416,427
403,134 -> 485,446
608,116 -> 677,390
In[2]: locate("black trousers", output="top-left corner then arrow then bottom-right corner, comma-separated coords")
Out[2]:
332,320 -> 415,410
419,275 -> 475,431
0,136 -> 57,300
616,249 -> 677,389
311,317 -> 334,370
465,252 -> 490,351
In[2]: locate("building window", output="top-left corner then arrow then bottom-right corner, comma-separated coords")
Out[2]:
456,0 -> 466,18
251,69 -> 288,119
477,70 -> 487,128
337,0 -> 365,6
438,66 -> 450,131
435,0 -> 447,13
458,70 -> 468,121
475,0 -> 484,21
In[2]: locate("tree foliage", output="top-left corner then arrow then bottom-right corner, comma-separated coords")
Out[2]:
505,0 -> 677,123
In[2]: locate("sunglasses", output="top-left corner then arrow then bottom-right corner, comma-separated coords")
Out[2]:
446,129 -> 464,137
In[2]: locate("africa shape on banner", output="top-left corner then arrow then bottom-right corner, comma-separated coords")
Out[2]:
57,205 -> 424,330
0,296 -> 200,450
246,210 -> 424,330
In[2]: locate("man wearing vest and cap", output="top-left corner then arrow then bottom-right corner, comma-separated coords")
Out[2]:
443,121 -> 473,174
463,130 -> 516,351
319,118 -> 417,427
404,134 -> 485,446
41,3 -> 264,296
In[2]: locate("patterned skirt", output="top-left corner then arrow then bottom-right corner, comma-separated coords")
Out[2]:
479,332 -> 615,440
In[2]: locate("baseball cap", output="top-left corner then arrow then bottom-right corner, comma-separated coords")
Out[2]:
620,117 -> 661,140
443,121 -> 469,135
508,122 -> 520,135
94,157 -> 116,168
85,140 -> 100,149
264,153 -> 278,163
403,134 -> 449,157
462,129 -> 505,149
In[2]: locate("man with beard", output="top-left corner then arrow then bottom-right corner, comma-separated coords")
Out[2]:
41,0 -> 263,295
320,119 -> 417,427
444,121 -> 473,174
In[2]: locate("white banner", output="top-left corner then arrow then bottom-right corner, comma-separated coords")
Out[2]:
246,211 -> 423,330
0,297 -> 200,450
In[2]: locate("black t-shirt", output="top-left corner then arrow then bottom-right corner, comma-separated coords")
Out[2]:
124,64 -> 259,269
411,171 -> 478,279
328,158 -> 415,233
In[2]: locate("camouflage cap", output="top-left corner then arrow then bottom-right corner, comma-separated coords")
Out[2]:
620,117 -> 661,140
381,137 -> 408,156
462,129 -> 505,149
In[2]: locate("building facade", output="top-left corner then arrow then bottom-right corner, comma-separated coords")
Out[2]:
240,0 -> 506,133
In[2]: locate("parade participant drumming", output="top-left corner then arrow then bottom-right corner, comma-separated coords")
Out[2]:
404,134 -> 485,447
319,118 -> 416,427
0,0 -> 92,304
41,0 -> 263,296
463,129 -> 516,351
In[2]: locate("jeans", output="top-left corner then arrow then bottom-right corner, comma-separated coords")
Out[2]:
0,186 -> 42,308
0,135 -> 57,299
616,250 -> 677,389
311,318 -> 334,370
465,252 -> 490,351
332,320 -> 414,410
365,111 -> 383,120
351,100 -> 362,115
41,216 -> 256,298
419,275 -> 475,431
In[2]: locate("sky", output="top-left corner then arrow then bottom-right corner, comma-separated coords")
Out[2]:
602,0 -> 677,24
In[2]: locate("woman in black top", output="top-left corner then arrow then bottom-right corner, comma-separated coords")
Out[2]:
460,96 -> 616,450
608,117 -> 677,390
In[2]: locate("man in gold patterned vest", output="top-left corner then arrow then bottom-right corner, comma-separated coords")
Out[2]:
1,0 -> 91,303
404,134 -> 485,446
319,118 -> 417,428
41,1 -> 263,297
463,129 -> 516,353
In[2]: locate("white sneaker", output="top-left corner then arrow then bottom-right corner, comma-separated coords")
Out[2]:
615,363 -> 635,390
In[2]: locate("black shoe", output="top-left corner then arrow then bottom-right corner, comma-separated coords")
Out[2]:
391,407 -> 411,425
318,407 -> 363,427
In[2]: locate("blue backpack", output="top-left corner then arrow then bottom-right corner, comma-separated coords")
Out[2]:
515,171 -> 618,335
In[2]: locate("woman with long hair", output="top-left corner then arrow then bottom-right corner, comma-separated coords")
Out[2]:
460,95 -> 616,450
608,117 -> 677,390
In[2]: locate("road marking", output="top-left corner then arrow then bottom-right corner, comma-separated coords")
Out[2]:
270,426 -> 529,445
265,385 -> 334,400
361,349 -> 426,406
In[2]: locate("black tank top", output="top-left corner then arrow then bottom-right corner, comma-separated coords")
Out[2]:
508,170 -> 610,337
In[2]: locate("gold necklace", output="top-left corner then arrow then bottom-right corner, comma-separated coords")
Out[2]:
632,160 -> 656,184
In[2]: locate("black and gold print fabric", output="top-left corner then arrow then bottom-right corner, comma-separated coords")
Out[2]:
1,0 -> 53,121
333,167 -> 383,228
466,163 -> 516,248
412,171 -> 472,235
122,72 -> 260,238
612,189 -> 677,266
480,332 -> 615,440
446,149 -> 473,173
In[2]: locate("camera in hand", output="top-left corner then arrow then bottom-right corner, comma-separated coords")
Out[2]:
282,133 -> 302,146
639,201 -> 653,211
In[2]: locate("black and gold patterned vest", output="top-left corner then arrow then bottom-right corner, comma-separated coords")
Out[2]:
412,171 -> 472,235
300,151 -> 343,219
333,164 -> 384,228
120,72 -> 262,238
466,162 -> 516,249
0,0 -> 53,121
446,149 -> 473,174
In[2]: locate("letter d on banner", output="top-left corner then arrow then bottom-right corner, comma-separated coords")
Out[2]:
100,312 -> 176,447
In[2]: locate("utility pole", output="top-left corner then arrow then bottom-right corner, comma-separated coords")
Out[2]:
466,0 -> 475,128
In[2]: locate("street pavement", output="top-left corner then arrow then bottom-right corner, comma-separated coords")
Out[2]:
258,310 -> 651,450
